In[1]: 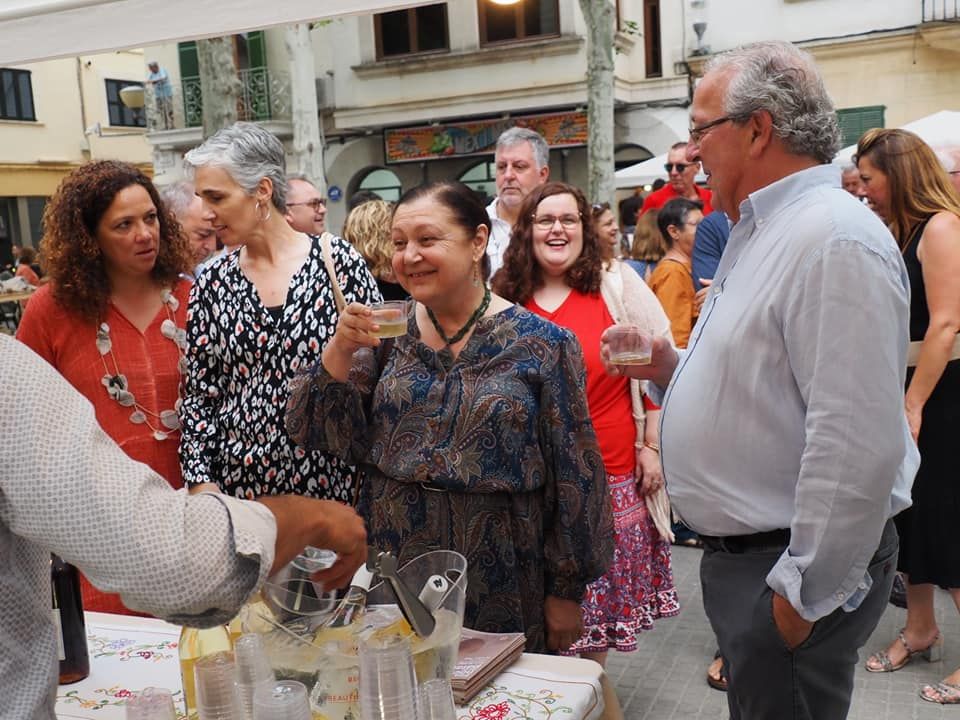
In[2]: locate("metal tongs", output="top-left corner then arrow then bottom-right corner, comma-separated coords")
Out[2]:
367,548 -> 437,637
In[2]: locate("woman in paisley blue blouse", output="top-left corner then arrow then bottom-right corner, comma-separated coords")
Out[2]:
180,122 -> 380,503
286,181 -> 614,652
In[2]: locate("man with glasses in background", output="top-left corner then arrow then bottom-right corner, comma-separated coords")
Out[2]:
640,141 -> 713,215
285,174 -> 328,235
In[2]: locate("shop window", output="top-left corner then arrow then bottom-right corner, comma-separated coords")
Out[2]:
643,0 -> 662,78
836,105 -> 885,148
478,0 -> 559,45
458,161 -> 497,203
358,168 -> 402,202
0,68 -> 36,121
105,79 -> 146,128
375,4 -> 449,59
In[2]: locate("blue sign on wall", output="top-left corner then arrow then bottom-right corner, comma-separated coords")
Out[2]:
327,185 -> 343,203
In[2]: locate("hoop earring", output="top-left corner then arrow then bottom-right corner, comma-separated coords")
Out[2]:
255,200 -> 272,223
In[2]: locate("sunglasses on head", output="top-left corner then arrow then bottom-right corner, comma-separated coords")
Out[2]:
664,163 -> 689,173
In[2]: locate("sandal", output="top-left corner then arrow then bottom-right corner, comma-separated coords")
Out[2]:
920,681 -> 960,704
865,629 -> 942,673
706,651 -> 728,692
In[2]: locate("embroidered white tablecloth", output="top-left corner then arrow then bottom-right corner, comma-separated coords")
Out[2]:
56,613 -> 619,720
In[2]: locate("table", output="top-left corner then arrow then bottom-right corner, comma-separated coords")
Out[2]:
56,613 -> 623,720
0,289 -> 35,329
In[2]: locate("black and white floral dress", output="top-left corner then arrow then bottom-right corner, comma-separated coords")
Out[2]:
180,234 -> 381,502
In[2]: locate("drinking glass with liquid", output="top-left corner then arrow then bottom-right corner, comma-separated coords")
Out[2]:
369,301 -> 408,338
605,325 -> 653,365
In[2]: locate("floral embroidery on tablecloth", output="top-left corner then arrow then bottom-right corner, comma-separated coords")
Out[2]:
463,684 -> 573,720
88,633 -> 178,662
57,686 -> 185,716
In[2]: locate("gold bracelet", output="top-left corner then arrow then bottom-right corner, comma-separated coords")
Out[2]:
643,441 -> 660,453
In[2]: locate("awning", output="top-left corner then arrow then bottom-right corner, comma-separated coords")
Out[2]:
615,152 -> 707,190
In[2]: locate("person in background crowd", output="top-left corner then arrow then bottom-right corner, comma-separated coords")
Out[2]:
841,163 -> 865,197
284,174 -> 328,235
640,142 -> 713,216
592,201 -> 622,262
347,190 -> 382,213
856,129 -> 960,705
610,41 -> 916,719
486,127 -> 550,275
0,333 -> 366,719
161,181 -> 218,278
342,198 -> 407,302
494,181 -> 677,667
619,191 -> 644,237
14,246 -> 41,286
647,198 -> 703,348
692,210 -> 730,294
180,122 -> 380,506
625,210 -> 664,284
17,160 -> 192,615
286,180 -> 613,652
145,61 -> 173,130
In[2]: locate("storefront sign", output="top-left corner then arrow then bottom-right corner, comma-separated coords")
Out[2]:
384,111 -> 587,164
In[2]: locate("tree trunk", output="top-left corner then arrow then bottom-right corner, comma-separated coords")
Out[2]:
197,36 -> 240,139
284,23 -> 326,192
578,0 -> 615,203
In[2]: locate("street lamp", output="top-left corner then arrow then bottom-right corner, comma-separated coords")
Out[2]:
689,0 -> 708,56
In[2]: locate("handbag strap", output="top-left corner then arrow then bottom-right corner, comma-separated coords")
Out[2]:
319,232 -> 348,313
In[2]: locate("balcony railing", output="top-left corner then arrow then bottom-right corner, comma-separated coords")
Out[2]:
145,67 -> 291,132
922,0 -> 959,22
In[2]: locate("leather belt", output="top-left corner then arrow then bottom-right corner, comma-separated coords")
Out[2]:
699,528 -> 791,554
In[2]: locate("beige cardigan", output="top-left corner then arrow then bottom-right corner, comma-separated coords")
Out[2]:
599,259 -> 675,542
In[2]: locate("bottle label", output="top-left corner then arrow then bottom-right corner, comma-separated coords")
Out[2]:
52,608 -> 66,661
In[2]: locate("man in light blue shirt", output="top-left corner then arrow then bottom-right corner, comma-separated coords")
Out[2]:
609,41 -> 918,719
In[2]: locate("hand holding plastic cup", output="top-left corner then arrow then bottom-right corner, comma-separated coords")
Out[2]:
369,300 -> 408,339
605,325 -> 652,365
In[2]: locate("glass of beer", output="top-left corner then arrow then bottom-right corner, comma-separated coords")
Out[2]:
606,325 -> 652,365
370,300 -> 408,338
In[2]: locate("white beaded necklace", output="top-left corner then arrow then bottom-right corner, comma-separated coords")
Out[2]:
96,288 -> 187,441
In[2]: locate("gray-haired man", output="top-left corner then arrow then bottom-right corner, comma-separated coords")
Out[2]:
486,127 -> 549,275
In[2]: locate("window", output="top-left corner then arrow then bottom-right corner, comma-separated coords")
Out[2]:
643,0 -> 662,78
458,161 -> 497,201
357,168 -> 402,202
478,0 -> 559,45
375,4 -> 449,58
836,105 -> 885,147
0,68 -> 35,121
105,79 -> 145,128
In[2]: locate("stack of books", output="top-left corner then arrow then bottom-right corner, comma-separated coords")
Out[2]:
450,628 -> 526,703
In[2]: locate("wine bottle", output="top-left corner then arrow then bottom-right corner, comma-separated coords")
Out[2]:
51,554 -> 90,684
178,625 -> 232,719
322,565 -> 374,628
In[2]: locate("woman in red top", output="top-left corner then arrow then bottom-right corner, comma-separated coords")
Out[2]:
18,160 -> 191,615
494,182 -> 679,667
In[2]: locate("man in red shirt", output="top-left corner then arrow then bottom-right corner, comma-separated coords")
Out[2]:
640,141 -> 713,215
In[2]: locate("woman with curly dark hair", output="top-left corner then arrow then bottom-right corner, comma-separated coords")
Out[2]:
17,160 -> 191,615
493,181 -> 678,667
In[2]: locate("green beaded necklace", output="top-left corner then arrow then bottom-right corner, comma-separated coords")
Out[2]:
425,286 -> 492,346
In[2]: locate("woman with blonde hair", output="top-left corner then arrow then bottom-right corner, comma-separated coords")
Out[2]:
342,198 -> 407,301
856,129 -> 960,704
626,209 -> 665,283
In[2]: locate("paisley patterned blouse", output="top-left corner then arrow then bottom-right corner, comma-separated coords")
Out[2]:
180,235 -> 380,502
286,305 -> 614,651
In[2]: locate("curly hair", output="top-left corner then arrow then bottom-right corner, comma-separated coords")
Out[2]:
342,199 -> 394,280
492,182 -> 603,304
40,160 -> 190,322
855,128 -> 960,246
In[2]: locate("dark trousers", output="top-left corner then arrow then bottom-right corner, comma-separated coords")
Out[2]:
700,520 -> 898,720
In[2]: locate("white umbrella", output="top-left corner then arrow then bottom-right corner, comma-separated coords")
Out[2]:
833,110 -> 960,166
615,152 -> 707,190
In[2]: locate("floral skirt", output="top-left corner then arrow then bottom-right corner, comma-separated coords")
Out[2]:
563,471 -> 679,654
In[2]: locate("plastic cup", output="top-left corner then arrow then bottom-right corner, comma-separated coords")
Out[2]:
252,680 -> 312,720
419,679 -> 457,720
359,635 -> 420,720
194,651 -> 242,720
124,687 -> 177,720
370,301 -> 408,338
262,547 -> 337,618
606,325 -> 652,365
234,633 -> 275,720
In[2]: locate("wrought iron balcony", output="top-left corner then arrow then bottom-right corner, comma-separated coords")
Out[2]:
922,0 -> 959,22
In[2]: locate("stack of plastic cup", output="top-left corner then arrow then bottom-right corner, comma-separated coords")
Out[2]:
124,687 -> 177,720
419,679 -> 457,720
251,680 -> 312,720
194,651 -> 242,720
359,635 -> 420,720
234,633 -> 276,720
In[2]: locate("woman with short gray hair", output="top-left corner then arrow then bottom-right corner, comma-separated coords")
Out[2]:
180,121 -> 380,504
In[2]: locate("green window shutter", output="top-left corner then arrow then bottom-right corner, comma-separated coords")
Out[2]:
836,105 -> 885,148
178,41 -> 202,127
247,30 -> 267,69
178,41 -> 199,77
